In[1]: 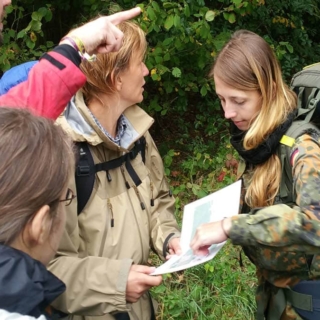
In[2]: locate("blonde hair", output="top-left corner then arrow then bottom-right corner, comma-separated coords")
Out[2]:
80,20 -> 147,105
211,30 -> 297,207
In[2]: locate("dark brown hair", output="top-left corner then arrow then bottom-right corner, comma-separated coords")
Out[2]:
0,108 -> 74,244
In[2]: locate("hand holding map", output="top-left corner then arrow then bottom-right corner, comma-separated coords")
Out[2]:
151,180 -> 242,275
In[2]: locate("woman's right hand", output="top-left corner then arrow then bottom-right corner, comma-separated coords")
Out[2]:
190,218 -> 232,256
61,7 -> 141,55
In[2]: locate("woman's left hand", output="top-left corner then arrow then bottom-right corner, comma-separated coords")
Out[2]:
190,218 -> 232,256
166,237 -> 182,259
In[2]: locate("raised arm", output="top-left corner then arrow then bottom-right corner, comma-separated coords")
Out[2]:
0,8 -> 141,119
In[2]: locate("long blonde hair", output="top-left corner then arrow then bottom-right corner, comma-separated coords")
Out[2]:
211,30 -> 297,207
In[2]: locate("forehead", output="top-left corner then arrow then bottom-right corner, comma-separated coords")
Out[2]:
214,75 -> 259,99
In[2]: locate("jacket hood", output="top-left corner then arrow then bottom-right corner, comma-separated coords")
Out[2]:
56,91 -> 154,151
0,244 -> 65,318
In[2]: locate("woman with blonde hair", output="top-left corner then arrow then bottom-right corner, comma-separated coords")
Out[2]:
48,20 -> 181,320
0,108 -> 75,319
191,30 -> 320,319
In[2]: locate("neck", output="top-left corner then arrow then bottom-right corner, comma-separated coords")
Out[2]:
88,95 -> 126,138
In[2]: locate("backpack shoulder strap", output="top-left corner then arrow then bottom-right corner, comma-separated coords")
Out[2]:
75,142 -> 96,215
279,120 -> 319,204
74,137 -> 146,215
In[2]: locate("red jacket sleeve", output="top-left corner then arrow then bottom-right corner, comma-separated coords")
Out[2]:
0,51 -> 86,120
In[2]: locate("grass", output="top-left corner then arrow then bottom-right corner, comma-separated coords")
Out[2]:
151,244 -> 257,319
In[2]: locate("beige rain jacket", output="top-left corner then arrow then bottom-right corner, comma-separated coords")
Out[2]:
48,92 -> 180,320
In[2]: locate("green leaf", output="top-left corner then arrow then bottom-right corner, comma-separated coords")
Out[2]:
26,38 -> 36,49
163,2 -> 176,9
174,15 -> 181,27
155,55 -> 163,64
30,20 -> 42,32
172,67 -> 181,78
17,30 -> 26,39
228,13 -> 236,23
146,6 -> 156,20
205,10 -> 216,22
232,0 -> 243,5
8,29 -> 15,38
286,43 -> 294,53
164,15 -> 174,30
31,11 -> 43,21
151,1 -> 160,12
151,73 -> 161,81
162,37 -> 173,46
38,7 -> 48,17
44,9 -> 53,22
163,53 -> 171,61
184,4 -> 190,17
200,85 -> 208,96
5,5 -> 13,14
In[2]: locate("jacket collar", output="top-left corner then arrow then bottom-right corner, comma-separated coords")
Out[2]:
0,244 -> 65,318
57,91 -> 154,151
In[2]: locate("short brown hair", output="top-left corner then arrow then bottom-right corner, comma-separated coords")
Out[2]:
80,20 -> 147,105
0,108 -> 74,245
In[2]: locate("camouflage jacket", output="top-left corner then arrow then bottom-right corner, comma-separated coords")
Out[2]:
229,133 -> 320,319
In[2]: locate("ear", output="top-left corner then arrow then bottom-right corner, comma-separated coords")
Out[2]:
115,74 -> 123,91
28,205 -> 52,245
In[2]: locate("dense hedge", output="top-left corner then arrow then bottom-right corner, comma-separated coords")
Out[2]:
1,0 -> 320,138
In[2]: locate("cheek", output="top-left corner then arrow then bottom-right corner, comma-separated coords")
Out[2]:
51,207 -> 66,250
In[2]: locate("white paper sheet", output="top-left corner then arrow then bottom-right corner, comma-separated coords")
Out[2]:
151,180 -> 242,275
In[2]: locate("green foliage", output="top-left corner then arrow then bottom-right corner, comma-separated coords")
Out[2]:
0,3 -> 54,71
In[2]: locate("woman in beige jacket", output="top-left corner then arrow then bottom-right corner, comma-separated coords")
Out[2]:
49,20 -> 181,320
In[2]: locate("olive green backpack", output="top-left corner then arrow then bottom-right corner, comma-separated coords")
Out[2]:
279,63 -> 320,205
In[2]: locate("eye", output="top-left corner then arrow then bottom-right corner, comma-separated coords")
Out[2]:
234,100 -> 245,106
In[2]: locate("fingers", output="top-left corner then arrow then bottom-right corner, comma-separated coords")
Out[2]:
169,237 -> 182,255
130,264 -> 156,274
192,245 -> 210,256
102,26 -> 124,53
107,7 -> 141,25
126,266 -> 162,303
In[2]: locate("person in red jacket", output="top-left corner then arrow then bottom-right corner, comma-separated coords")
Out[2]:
0,6 -> 141,119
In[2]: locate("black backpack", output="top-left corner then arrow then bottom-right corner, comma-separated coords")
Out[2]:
279,63 -> 320,205
75,136 -> 146,215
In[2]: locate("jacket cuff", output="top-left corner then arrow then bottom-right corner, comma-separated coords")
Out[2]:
162,232 -> 180,258
228,214 -> 253,246
52,44 -> 82,67
115,259 -> 133,309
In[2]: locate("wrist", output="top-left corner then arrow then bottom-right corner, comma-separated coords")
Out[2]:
60,35 -> 96,62
221,218 -> 232,238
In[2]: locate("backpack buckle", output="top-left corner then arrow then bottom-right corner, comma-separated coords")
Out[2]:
77,165 -> 90,176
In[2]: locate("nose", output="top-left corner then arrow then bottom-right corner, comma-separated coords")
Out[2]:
223,102 -> 237,120
142,62 -> 149,76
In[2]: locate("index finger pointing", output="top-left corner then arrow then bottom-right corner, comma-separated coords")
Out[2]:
107,7 -> 141,25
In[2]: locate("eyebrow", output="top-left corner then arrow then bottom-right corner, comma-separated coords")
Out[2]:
217,93 -> 246,99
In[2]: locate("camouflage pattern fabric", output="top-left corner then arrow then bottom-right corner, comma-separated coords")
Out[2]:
230,133 -> 320,320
